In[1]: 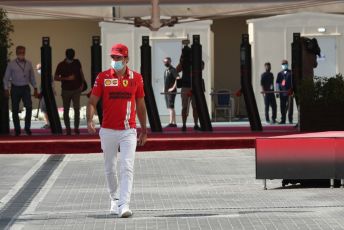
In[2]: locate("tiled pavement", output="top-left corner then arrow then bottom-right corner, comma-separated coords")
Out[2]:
1,149 -> 344,230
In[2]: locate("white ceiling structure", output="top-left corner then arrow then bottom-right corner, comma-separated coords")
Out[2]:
0,0 -> 344,30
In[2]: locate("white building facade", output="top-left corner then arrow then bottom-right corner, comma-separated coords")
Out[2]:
248,12 -> 344,123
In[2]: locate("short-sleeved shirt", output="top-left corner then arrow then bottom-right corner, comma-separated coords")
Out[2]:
55,59 -> 83,90
164,66 -> 178,92
261,72 -> 274,92
91,67 -> 145,130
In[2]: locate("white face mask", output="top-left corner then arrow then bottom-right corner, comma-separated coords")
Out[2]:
111,60 -> 125,71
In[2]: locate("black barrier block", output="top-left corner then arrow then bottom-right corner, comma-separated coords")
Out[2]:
0,46 -> 10,134
41,37 -> 62,134
240,34 -> 262,131
191,35 -> 212,132
140,36 -> 162,132
91,36 -> 103,124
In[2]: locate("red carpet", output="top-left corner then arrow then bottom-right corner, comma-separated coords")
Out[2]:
0,125 -> 298,154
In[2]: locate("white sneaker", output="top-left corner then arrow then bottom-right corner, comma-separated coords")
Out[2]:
118,204 -> 132,218
110,200 -> 119,215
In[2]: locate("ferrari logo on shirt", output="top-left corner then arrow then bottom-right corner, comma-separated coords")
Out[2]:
123,79 -> 129,87
104,79 -> 118,87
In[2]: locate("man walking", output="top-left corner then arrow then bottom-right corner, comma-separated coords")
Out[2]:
87,43 -> 147,218
163,57 -> 179,128
3,45 -> 38,136
54,48 -> 85,135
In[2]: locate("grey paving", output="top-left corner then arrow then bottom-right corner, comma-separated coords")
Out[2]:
0,154 -> 43,202
1,149 -> 344,230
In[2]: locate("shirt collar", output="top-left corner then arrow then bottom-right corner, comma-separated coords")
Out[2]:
16,58 -> 26,63
111,67 -> 129,78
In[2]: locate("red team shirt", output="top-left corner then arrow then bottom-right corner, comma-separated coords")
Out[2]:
91,67 -> 145,130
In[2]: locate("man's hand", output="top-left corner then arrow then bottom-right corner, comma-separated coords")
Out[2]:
34,88 -> 39,98
168,88 -> 174,92
136,97 -> 147,146
67,75 -> 76,80
4,89 -> 9,98
80,81 -> 84,91
137,132 -> 147,146
87,120 -> 96,134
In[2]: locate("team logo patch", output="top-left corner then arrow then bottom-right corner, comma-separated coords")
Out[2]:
123,79 -> 129,87
104,79 -> 119,87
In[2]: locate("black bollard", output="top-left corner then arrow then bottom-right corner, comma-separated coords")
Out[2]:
140,36 -> 162,132
240,34 -> 262,131
41,37 -> 62,134
191,35 -> 212,131
91,36 -> 103,124
0,45 -> 10,134
291,33 -> 302,107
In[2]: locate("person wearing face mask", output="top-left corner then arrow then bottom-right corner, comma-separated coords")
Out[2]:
87,43 -> 147,218
3,45 -> 38,136
276,59 -> 293,124
163,57 -> 179,128
54,48 -> 86,135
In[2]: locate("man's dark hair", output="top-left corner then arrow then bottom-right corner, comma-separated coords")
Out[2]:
65,48 -> 75,59
264,62 -> 271,66
16,46 -> 26,54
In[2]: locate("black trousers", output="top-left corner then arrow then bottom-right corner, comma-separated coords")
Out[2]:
280,95 -> 294,123
11,85 -> 32,132
264,93 -> 277,122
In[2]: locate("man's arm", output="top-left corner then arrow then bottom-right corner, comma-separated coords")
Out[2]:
168,69 -> 179,92
176,63 -> 182,73
86,94 -> 100,134
79,68 -> 86,90
54,64 -> 75,81
3,64 -> 11,97
136,97 -> 147,146
54,75 -> 75,81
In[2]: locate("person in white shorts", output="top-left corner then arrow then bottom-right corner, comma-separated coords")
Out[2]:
87,43 -> 147,218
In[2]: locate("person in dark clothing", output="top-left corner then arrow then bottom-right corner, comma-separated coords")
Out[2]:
163,57 -> 179,128
54,48 -> 85,135
276,59 -> 293,124
260,62 -> 277,124
176,42 -> 202,132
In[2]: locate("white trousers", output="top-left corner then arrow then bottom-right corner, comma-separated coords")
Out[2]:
99,128 -> 137,207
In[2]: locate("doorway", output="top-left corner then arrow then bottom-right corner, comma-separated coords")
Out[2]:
152,40 -> 182,117
314,36 -> 337,77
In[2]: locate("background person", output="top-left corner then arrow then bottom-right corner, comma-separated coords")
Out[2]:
54,48 -> 85,135
163,57 -> 179,128
176,42 -> 200,132
260,62 -> 277,124
3,45 -> 38,136
276,59 -> 293,124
